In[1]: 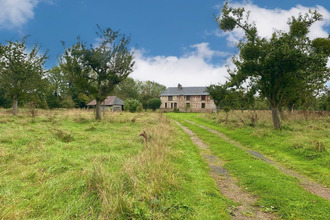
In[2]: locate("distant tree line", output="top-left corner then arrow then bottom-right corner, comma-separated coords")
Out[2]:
208,2 -> 330,129
0,26 -> 165,119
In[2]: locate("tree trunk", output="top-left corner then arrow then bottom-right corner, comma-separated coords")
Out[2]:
216,105 -> 220,115
96,100 -> 102,120
279,106 -> 285,121
271,105 -> 281,130
291,104 -> 295,113
12,95 -> 18,116
102,101 -> 105,118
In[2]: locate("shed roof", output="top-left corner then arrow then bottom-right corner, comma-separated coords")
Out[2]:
87,96 -> 124,106
160,87 -> 208,96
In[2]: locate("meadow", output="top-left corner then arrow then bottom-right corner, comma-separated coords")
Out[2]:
0,109 -> 329,219
0,109 -> 231,219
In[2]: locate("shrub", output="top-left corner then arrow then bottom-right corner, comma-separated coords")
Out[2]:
124,99 -> 142,113
223,106 -> 231,113
147,98 -> 161,111
173,108 -> 180,113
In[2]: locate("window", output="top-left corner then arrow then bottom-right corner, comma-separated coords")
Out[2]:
168,96 -> 173,101
171,103 -> 173,108
186,103 -> 190,108
186,95 -> 190,101
174,103 -> 177,108
201,103 -> 205,108
165,103 -> 167,108
201,95 -> 205,101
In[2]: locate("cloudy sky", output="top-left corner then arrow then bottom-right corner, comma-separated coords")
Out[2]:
0,0 -> 329,87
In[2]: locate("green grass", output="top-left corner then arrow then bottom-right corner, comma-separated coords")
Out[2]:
168,114 -> 330,219
168,112 -> 330,187
0,110 -> 231,219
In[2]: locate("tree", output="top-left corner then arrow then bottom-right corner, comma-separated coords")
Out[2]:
45,66 -> 66,108
206,84 -> 230,114
124,98 -> 142,113
217,2 -> 329,129
0,87 -> 11,108
112,77 -> 140,100
139,81 -> 166,110
317,88 -> 330,111
148,98 -> 161,111
0,38 -> 47,115
60,27 -> 134,120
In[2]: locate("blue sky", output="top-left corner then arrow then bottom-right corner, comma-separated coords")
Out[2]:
0,0 -> 329,86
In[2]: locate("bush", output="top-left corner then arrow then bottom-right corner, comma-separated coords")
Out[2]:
223,106 -> 231,113
173,108 -> 180,113
124,99 -> 142,113
148,98 -> 161,111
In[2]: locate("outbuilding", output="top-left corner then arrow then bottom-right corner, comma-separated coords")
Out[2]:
87,96 -> 124,111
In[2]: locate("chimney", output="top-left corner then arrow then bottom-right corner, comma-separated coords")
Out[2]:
178,83 -> 182,90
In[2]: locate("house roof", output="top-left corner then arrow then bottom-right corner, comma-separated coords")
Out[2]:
160,87 -> 208,96
87,96 -> 124,106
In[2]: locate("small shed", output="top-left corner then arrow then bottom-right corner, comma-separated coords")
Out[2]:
87,96 -> 124,112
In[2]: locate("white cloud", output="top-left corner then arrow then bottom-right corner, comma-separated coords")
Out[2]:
130,43 -> 232,87
0,0 -> 42,29
218,2 -> 330,44
189,42 -> 229,59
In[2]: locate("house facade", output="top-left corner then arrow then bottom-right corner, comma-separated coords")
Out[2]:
87,96 -> 124,111
160,84 -> 216,112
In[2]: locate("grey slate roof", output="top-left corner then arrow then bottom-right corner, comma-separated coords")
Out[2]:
87,96 -> 124,106
160,87 -> 208,96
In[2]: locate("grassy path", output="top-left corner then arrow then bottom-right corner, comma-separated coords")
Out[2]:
175,120 -> 277,219
169,112 -> 330,187
169,115 -> 330,219
185,119 -> 330,201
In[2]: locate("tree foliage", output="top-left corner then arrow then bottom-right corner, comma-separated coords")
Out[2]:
113,78 -> 165,110
60,26 -> 134,120
148,98 -> 161,111
112,77 -> 140,100
206,84 -> 230,114
216,2 -> 329,129
124,98 -> 142,113
0,37 -> 47,115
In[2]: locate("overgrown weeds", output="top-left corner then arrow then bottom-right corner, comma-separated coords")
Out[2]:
0,110 -> 229,219
53,129 -> 74,142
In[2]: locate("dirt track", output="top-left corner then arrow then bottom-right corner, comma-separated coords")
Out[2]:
175,121 -> 278,219
185,120 -> 330,201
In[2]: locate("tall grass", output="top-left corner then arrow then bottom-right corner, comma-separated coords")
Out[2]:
0,109 -> 230,219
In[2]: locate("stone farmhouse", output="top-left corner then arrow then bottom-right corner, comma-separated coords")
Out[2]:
160,84 -> 216,112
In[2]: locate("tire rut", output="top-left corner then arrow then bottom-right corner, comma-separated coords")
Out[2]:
185,120 -> 330,201
174,120 -> 278,219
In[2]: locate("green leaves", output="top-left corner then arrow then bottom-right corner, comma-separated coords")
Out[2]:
60,26 -> 135,119
0,38 -> 47,114
216,3 -> 329,129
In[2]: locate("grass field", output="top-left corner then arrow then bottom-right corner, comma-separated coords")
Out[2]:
0,109 -> 329,219
168,110 -> 330,187
0,109 -> 232,219
168,112 -> 330,219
